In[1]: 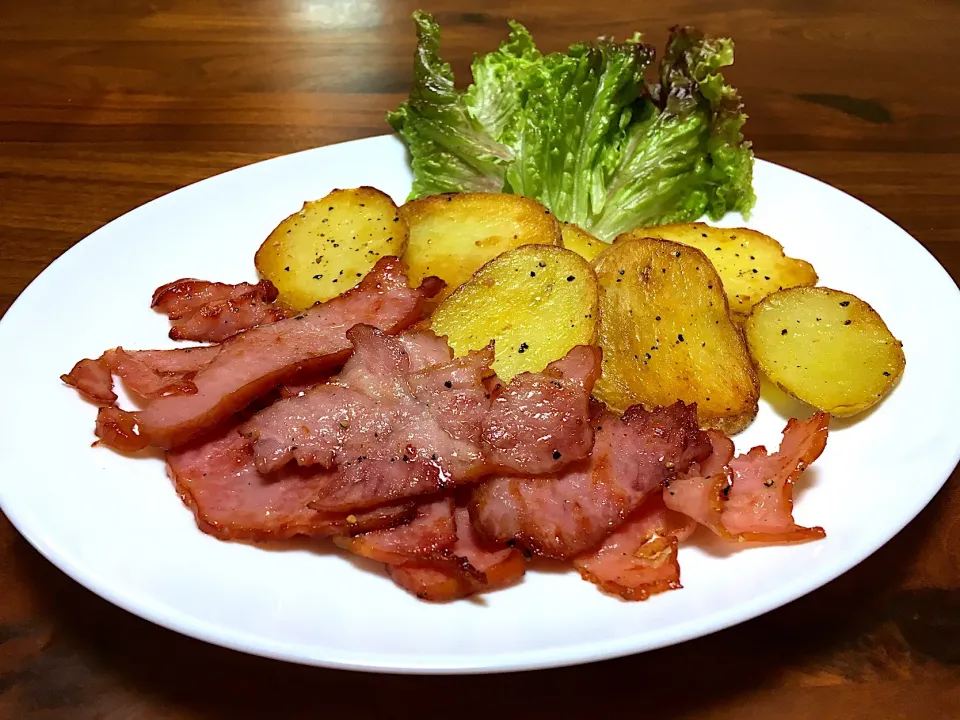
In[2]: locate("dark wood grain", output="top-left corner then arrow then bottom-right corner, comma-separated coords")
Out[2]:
1,0 -> 958,717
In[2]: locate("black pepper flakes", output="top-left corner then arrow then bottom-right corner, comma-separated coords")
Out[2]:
530,271 -> 536,277
567,275 -> 575,282
844,320 -> 852,325
518,342 -> 529,354
677,334 -> 684,342
763,480 -> 775,487
444,380 -> 453,388
840,300 -> 850,307
781,329 -> 788,335
552,450 -> 562,460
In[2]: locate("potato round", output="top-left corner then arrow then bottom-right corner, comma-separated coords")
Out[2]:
560,222 -> 607,262
744,287 -> 905,417
592,234 -> 759,433
255,187 -> 408,311
642,222 -> 818,318
430,245 -> 598,381
400,193 -> 562,302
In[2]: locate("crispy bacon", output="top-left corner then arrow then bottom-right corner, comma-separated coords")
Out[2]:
102,348 -> 198,399
266,330 -> 599,512
386,507 -> 525,602
470,402 -> 710,559
333,496 -> 457,564
722,413 -> 828,542
165,425 -> 416,541
574,494 -> 697,601
61,357 -> 116,406
63,345 -> 222,407
663,415 -> 828,542
93,258 -> 443,452
153,278 -> 287,343
663,430 -> 735,536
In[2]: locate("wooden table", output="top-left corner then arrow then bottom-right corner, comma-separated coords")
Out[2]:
2,1 -> 958,717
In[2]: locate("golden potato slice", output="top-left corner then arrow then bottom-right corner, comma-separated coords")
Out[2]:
744,287 -> 905,417
560,222 -> 607,262
400,193 -> 561,302
593,234 -> 760,433
642,222 -> 818,318
430,245 -> 598,381
255,187 -> 408,311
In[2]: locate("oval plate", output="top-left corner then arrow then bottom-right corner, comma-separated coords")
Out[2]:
1,135 -> 958,674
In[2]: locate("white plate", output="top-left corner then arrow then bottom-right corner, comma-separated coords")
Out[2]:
1,135 -> 958,674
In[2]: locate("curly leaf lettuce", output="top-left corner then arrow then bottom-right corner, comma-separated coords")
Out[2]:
387,12 -> 514,196
389,15 -> 755,240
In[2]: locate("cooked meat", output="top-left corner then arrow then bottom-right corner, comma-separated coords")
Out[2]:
574,494 -> 697,601
166,424 -> 416,541
92,257 -> 443,451
471,402 -> 710,559
153,278 -> 287,342
245,326 -> 600,512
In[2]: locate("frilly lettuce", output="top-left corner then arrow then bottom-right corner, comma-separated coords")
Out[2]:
388,12 -> 755,240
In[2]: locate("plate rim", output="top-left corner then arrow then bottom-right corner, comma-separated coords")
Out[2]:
1,133 -> 958,674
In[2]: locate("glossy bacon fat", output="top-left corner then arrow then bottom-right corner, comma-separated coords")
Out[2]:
244,327 -> 601,511
470,402 -> 711,559
81,257 -> 443,451
152,278 -> 288,343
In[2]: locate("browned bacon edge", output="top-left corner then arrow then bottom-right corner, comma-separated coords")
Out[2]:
86,257 -> 443,452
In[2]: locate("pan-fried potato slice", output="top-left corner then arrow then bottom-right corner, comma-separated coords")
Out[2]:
560,222 -> 607,262
255,187 -> 408,310
593,234 -> 760,433
642,222 -> 817,318
744,287 -> 905,417
430,245 -> 598,381
400,193 -> 561,302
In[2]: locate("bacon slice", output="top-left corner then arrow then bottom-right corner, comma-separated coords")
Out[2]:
471,402 -> 710,559
481,346 -> 601,475
243,326 -> 492,489
663,430 -> 734,536
94,257 -> 443,452
574,494 -> 697,601
153,278 -> 287,343
663,415 -> 827,542
332,496 -> 456,564
721,413 -> 828,542
61,357 -> 116,406
102,348 -> 199,399
165,425 -> 416,541
63,345 -> 223,407
244,327 -> 599,513
386,507 -> 525,602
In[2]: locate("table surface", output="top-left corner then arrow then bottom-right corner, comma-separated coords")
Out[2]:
1,0 -> 959,717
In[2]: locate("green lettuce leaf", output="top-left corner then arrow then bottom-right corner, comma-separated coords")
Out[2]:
389,15 -> 755,239
387,11 -> 513,196
505,38 -> 656,226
